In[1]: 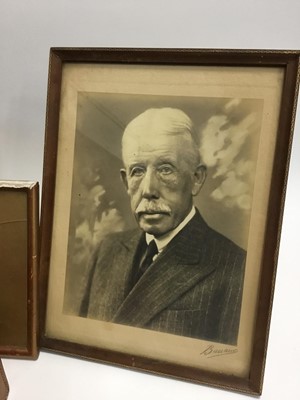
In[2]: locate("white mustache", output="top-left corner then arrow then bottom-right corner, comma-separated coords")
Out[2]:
135,200 -> 171,214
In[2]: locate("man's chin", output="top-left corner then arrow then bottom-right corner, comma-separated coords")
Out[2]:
138,221 -> 170,237
136,213 -> 172,236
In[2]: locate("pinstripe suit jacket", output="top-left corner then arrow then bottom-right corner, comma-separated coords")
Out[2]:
80,210 -> 246,345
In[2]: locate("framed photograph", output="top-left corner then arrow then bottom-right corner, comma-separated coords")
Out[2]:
0,181 -> 39,359
39,48 -> 300,395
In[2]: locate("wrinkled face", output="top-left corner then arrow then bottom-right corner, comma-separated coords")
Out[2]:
121,132 -> 206,237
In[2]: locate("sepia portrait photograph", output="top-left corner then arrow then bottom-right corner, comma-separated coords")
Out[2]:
63,93 -> 262,347
39,49 -> 298,394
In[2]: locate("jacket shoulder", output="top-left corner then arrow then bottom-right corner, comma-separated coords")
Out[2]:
94,227 -> 141,255
206,225 -> 246,257
190,209 -> 246,261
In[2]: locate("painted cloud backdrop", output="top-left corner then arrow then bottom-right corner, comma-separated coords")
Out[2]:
200,98 -> 258,211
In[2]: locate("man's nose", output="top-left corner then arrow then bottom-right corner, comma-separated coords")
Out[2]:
141,168 -> 159,199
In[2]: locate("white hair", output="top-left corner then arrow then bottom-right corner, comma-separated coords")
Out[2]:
122,108 -> 201,167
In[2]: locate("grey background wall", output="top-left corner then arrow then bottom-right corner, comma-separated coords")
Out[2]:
1,1 -> 300,399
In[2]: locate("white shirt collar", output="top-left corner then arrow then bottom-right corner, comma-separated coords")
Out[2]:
145,206 -> 196,253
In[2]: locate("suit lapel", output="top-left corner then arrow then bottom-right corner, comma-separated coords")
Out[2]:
108,230 -> 141,303
112,212 -> 216,326
86,229 -> 141,320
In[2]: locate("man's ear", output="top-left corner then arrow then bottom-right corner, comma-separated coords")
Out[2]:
120,168 -> 128,190
192,164 -> 207,196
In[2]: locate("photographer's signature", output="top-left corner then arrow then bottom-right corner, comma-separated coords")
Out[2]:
200,345 -> 238,359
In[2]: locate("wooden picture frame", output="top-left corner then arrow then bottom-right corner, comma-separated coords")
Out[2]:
39,48 -> 300,395
0,181 -> 39,359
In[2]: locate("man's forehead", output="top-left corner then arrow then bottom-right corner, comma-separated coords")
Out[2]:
124,148 -> 178,163
122,135 -> 191,169
122,130 -> 187,158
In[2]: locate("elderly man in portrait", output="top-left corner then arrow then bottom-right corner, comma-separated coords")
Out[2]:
80,108 -> 246,345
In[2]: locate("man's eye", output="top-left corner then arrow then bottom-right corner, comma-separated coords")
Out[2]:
130,167 -> 145,177
158,165 -> 174,175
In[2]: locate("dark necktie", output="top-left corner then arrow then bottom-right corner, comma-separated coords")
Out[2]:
136,239 -> 158,281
